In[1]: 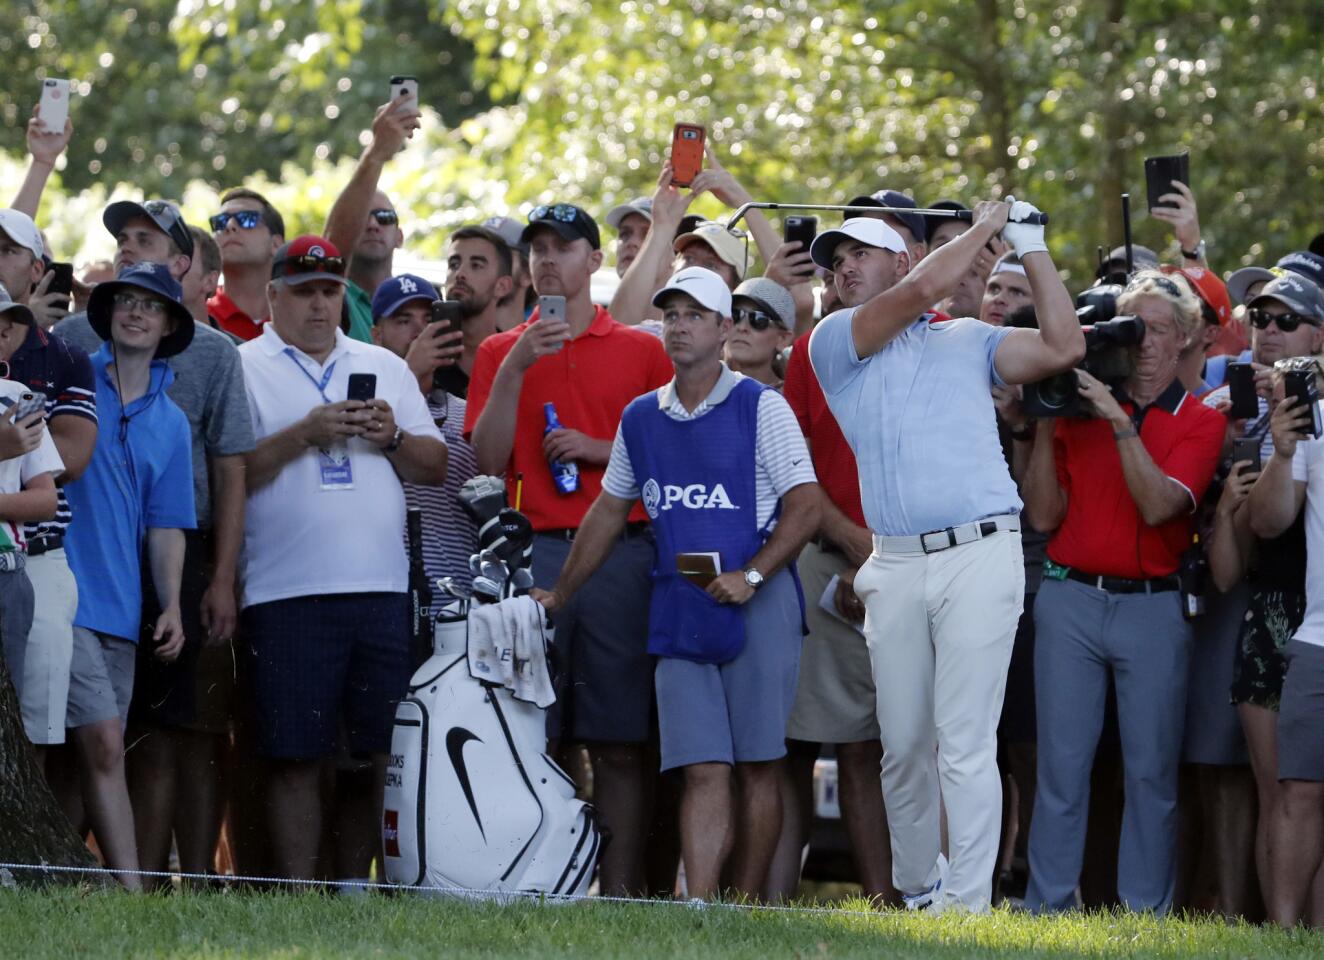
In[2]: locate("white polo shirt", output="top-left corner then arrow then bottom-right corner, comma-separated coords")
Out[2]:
238,324 -> 444,608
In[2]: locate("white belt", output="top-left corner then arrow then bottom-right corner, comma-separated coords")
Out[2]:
872,515 -> 1020,556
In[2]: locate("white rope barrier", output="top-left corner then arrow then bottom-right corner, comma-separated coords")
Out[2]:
0,859 -> 894,919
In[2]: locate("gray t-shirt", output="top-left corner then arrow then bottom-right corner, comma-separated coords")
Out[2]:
54,312 -> 256,528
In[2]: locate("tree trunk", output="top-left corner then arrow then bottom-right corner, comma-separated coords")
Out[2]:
0,658 -> 104,887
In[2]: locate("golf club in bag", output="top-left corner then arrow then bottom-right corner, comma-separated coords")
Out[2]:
383,478 -> 599,897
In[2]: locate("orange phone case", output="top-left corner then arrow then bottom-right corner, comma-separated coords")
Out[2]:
670,123 -> 706,187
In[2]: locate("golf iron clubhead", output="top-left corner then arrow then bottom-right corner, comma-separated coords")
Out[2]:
472,576 -> 502,602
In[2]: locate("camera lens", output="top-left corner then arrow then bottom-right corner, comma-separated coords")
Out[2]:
1037,372 -> 1077,411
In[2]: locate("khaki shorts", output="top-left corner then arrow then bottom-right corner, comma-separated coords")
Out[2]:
20,550 -> 77,745
785,541 -> 879,744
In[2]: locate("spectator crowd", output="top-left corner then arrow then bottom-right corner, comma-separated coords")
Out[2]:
5,85 -> 1324,929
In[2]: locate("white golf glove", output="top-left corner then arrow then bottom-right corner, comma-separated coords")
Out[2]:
1001,195 -> 1048,258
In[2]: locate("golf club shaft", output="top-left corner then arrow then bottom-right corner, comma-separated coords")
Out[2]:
725,201 -> 1049,231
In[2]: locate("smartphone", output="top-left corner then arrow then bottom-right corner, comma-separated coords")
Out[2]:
389,75 -> 419,113
430,299 -> 462,332
1225,362 -> 1259,420
1285,369 -> 1323,439
14,391 -> 47,422
538,295 -> 567,353
347,373 -> 377,403
783,215 -> 818,251
670,123 -> 706,187
784,216 -> 818,277
1144,152 -> 1190,211
1231,436 -> 1262,474
37,78 -> 71,133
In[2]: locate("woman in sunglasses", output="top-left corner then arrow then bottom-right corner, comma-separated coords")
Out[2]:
723,278 -> 796,389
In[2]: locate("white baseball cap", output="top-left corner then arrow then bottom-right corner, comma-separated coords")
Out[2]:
605,197 -> 653,231
809,217 -> 907,270
651,266 -> 733,318
0,209 -> 45,260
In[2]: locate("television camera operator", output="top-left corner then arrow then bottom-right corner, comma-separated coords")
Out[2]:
1020,271 -> 1225,915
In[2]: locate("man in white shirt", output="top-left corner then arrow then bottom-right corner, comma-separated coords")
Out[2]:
239,235 -> 446,881
1245,274 -> 1324,929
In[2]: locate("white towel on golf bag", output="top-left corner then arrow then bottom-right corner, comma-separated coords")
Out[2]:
466,597 -> 555,707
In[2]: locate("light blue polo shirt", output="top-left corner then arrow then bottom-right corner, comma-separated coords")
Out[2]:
809,309 -> 1021,536
64,344 -> 196,642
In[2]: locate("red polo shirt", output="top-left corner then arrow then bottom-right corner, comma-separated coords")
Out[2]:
1046,380 -> 1225,579
464,304 -> 672,531
207,289 -> 267,342
783,333 -> 866,527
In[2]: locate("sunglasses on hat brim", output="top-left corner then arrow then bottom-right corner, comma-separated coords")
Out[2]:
275,254 -> 346,278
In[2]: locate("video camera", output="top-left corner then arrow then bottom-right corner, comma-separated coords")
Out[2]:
1021,284 -> 1146,418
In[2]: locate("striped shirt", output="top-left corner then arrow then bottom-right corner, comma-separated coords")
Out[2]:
6,326 -> 98,542
603,365 -> 816,529
404,390 -> 479,585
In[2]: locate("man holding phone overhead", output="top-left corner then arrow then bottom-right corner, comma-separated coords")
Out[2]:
1245,276 -> 1324,928
324,89 -> 422,343
1203,274 -> 1324,910
610,137 -> 782,329
465,203 -> 672,897
237,235 -> 446,882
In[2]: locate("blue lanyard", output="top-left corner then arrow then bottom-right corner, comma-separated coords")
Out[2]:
284,348 -> 337,403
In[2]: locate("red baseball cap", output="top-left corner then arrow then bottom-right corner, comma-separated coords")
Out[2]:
1161,264 -> 1231,327
271,235 -> 347,285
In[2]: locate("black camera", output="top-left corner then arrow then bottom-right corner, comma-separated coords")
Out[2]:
1022,285 -> 1145,418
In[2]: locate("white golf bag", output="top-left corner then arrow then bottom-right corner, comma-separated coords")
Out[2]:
382,602 -> 600,897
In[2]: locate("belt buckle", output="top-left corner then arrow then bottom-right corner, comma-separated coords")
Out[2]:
920,527 -> 956,554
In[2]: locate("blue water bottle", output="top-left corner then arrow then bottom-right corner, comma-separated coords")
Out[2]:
543,402 -> 580,495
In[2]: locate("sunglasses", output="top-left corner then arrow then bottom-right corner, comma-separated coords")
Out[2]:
111,292 -> 168,316
733,307 -> 777,331
530,203 -> 580,224
1249,307 -> 1316,333
370,208 -> 399,226
1126,274 -> 1184,298
209,210 -> 265,232
276,254 -> 346,276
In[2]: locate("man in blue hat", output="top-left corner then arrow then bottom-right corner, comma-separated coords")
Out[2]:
370,273 -> 477,586
62,261 -> 197,890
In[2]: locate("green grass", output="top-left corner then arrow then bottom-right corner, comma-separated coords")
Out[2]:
2,888 -> 1323,959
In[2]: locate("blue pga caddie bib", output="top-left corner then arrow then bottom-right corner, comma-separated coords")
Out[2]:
620,377 -> 771,664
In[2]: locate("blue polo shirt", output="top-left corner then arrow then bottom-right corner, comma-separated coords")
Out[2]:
809,309 -> 1020,536
64,345 -> 196,642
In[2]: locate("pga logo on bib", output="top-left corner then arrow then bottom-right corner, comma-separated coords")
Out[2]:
642,479 -> 740,519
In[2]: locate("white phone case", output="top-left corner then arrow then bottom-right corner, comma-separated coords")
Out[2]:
389,76 -> 418,112
37,78 -> 70,133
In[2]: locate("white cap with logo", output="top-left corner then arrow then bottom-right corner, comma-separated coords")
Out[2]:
651,266 -> 733,318
809,217 -> 907,270
0,209 -> 45,261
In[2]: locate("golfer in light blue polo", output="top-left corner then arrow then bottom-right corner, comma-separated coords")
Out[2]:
808,198 -> 1083,912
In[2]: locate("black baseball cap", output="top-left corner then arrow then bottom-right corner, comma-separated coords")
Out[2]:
844,189 -> 925,246
521,203 -> 600,250
1249,274 -> 1324,326
103,199 -> 195,259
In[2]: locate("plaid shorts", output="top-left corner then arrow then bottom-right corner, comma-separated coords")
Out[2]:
243,593 -> 410,760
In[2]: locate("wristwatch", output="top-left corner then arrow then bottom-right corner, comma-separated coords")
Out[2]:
743,567 -> 764,590
384,425 -> 405,453
1181,239 -> 1206,261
